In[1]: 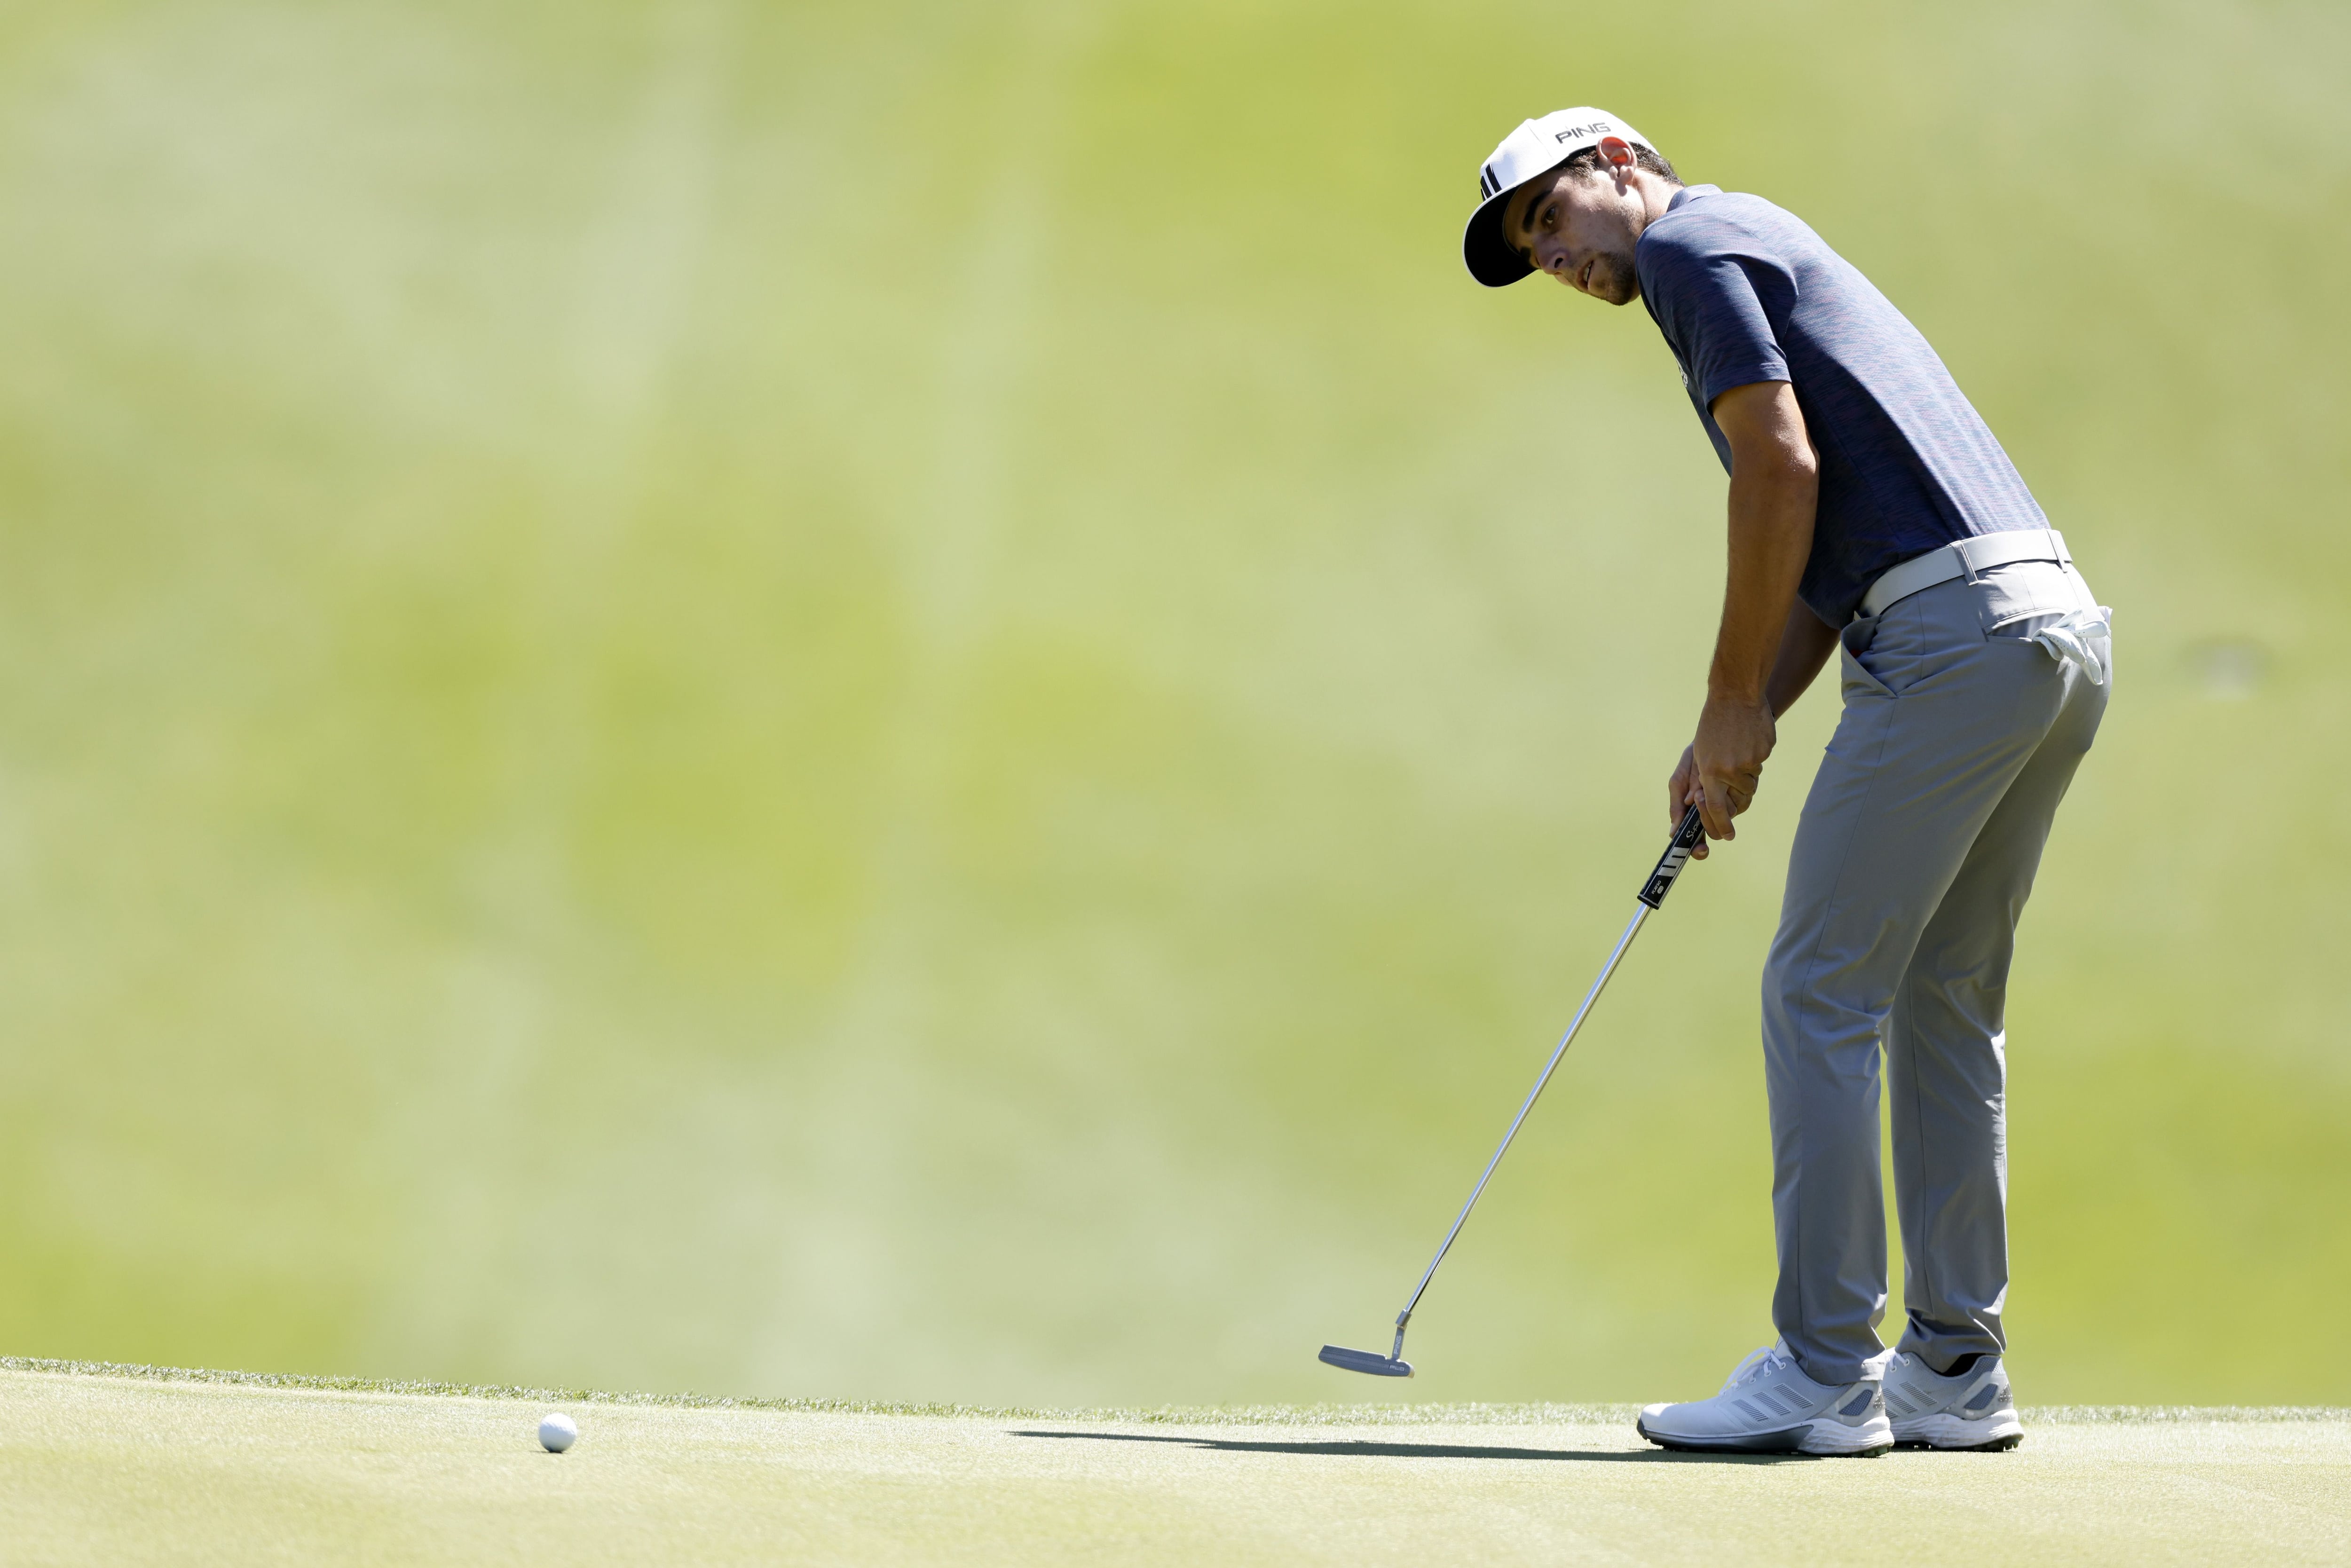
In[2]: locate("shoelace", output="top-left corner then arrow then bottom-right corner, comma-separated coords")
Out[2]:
1718,1341 -> 1796,1395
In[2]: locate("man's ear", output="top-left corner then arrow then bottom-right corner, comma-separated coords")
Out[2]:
1597,135 -> 1635,184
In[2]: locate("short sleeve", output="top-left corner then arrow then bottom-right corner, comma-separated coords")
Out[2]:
1639,234 -> 1791,408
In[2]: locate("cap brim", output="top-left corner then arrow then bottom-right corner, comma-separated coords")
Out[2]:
1462,188 -> 1533,287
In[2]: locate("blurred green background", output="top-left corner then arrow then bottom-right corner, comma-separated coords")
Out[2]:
0,0 -> 2343,1408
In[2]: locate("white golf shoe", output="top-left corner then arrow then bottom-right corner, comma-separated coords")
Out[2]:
1884,1350 -> 2023,1451
1636,1340 -> 1893,1457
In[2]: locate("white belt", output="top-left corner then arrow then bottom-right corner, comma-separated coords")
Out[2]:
1857,528 -> 2072,619
1856,526 -> 2110,686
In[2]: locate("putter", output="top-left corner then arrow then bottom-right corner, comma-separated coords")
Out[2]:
1319,804 -> 1709,1378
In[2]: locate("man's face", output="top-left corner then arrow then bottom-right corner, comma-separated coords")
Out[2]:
1506,166 -> 1645,305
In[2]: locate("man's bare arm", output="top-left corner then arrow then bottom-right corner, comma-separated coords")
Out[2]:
1665,380 -> 1820,848
1672,592 -> 1838,858
1766,599 -> 1840,718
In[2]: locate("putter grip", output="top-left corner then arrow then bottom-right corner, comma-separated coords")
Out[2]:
1637,805 -> 1707,909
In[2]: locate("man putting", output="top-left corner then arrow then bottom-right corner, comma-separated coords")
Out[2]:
1461,109 -> 2111,1456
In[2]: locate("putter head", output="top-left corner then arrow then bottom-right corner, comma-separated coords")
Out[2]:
1318,1344 -> 1414,1378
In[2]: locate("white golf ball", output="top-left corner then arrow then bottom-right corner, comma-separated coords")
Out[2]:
538,1412 -> 578,1453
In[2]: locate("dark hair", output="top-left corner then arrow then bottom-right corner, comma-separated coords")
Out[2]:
1552,142 -> 1682,187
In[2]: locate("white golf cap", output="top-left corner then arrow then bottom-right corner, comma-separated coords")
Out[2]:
1462,107 -> 1657,287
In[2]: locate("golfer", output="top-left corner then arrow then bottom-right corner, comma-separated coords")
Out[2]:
1461,110 -> 2110,1456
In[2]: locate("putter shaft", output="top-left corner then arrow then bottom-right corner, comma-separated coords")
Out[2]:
1373,804 -> 1707,1367
1388,900 -> 1652,1356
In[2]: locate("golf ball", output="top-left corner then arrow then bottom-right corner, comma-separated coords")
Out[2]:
538,1412 -> 578,1453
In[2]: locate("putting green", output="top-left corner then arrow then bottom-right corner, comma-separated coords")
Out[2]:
3,1364 -> 2346,1566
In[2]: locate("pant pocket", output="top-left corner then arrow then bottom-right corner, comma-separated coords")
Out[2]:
1841,605 -> 1931,696
1975,560 -> 2086,638
1974,562 -> 2112,684
1837,618 -> 1883,698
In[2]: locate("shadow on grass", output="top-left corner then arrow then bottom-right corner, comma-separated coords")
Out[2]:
1009,1430 -> 1808,1465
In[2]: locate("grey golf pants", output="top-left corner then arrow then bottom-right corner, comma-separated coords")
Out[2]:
1765,556 -> 2110,1386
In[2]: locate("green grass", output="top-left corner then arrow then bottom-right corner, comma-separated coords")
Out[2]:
0,0 -> 2345,1411
5,1364 -> 2349,1566
8,1356 -> 2350,1430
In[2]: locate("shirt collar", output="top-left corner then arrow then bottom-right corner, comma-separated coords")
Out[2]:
1666,183 -> 1725,211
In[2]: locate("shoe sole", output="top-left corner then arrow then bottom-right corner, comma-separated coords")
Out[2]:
1638,1415 -> 1893,1459
1892,1411 -> 2024,1452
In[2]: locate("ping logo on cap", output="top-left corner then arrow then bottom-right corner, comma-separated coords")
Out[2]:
1553,121 -> 1613,142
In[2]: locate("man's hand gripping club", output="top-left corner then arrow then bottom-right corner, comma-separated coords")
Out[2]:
1670,380 -> 1842,856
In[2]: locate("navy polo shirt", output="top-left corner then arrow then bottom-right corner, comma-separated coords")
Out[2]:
1635,186 -> 2047,624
